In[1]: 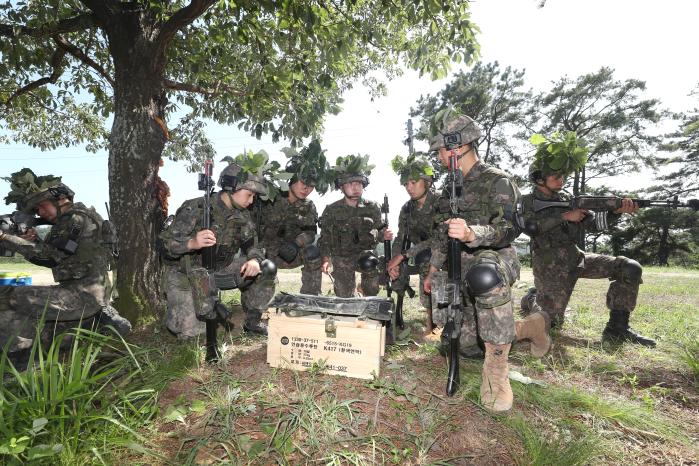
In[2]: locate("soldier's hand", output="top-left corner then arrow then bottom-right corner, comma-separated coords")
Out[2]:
444,218 -> 475,242
188,229 -> 217,250
423,274 -> 432,294
614,198 -> 639,214
383,228 -> 394,241
321,256 -> 331,274
562,209 -> 588,223
240,258 -> 261,278
19,228 -> 38,242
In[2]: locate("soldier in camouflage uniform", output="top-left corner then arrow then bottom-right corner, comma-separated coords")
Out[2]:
520,161 -> 655,347
0,169 -> 130,365
160,158 -> 276,337
259,141 -> 331,295
426,114 -> 549,412
318,155 -> 393,298
386,155 -> 437,332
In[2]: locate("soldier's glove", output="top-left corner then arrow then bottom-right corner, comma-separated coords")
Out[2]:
278,241 -> 300,263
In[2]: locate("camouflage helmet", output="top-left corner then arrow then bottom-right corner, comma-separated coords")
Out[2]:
281,140 -> 334,195
332,154 -> 375,189
218,163 -> 267,196
528,131 -> 589,184
391,154 -> 434,185
2,168 -> 74,212
428,111 -> 482,151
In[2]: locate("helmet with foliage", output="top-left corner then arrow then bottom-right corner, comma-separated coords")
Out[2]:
281,139 -> 334,195
391,153 -> 434,185
2,168 -> 74,213
528,131 -> 589,184
219,150 -> 291,201
332,154 -> 375,189
428,107 -> 482,151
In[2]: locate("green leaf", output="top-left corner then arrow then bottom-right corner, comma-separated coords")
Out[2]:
163,405 -> 188,424
26,443 -> 63,460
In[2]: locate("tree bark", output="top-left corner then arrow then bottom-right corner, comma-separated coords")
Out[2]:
657,222 -> 670,266
104,10 -> 169,321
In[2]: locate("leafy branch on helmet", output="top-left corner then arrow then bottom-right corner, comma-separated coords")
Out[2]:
280,139 -> 334,195
391,154 -> 434,185
529,131 -> 589,178
331,154 -> 375,189
221,150 -> 291,202
2,168 -> 64,210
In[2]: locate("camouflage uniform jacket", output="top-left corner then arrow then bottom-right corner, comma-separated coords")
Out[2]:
1,202 -> 109,285
430,161 -> 520,270
259,194 -> 318,253
391,191 -> 437,260
521,189 -> 619,266
160,193 -> 264,272
318,198 -> 383,258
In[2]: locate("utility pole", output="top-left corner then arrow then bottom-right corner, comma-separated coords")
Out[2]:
405,119 -> 414,156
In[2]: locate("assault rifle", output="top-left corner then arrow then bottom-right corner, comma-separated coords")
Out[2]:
0,211 -> 50,257
442,143 -> 464,397
532,195 -> 699,213
382,194 -> 400,326
199,159 -> 220,363
392,204 -> 416,332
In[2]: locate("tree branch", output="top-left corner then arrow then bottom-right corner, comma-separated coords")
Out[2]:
164,79 -> 245,96
158,0 -> 216,47
0,13 -> 95,38
53,35 -> 115,87
3,48 -> 66,107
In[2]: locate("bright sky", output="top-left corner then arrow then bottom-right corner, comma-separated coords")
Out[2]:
1,0 -> 697,229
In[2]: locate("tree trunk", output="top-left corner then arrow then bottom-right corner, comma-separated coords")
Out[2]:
105,13 -> 168,322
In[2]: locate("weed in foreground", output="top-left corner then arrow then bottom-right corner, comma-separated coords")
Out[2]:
678,336 -> 699,380
0,325 -> 158,465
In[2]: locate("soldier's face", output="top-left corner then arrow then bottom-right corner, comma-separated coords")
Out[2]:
405,179 -> 427,200
35,200 -> 58,223
544,174 -> 565,192
290,179 -> 315,199
232,189 -> 255,208
342,181 -> 363,199
438,144 -> 470,167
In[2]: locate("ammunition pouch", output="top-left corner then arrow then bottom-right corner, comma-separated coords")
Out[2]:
278,241 -> 300,263
188,266 -> 218,320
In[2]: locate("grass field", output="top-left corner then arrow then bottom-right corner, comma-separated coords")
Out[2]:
1,265 -> 697,465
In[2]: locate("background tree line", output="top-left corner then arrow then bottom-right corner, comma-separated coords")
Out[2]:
410,62 -> 699,268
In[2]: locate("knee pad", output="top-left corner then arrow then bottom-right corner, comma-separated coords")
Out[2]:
616,256 -> 642,284
303,244 -> 321,261
465,262 -> 502,296
414,248 -> 432,265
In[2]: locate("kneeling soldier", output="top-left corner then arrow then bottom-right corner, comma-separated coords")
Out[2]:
426,113 -> 549,412
318,155 -> 393,297
160,154 -> 277,337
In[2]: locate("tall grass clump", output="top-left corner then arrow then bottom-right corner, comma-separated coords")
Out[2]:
679,336 -> 699,379
0,324 -> 156,464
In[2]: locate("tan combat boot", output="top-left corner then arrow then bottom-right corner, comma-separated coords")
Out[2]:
515,311 -> 551,357
480,342 -> 513,413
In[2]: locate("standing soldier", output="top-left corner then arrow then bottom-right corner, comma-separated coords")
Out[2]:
386,154 -> 438,334
160,153 -> 278,338
318,155 -> 393,298
426,112 -> 550,412
520,136 -> 654,347
0,169 -> 130,366
258,141 -> 332,295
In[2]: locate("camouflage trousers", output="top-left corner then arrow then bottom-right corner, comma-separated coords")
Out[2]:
330,255 -> 380,298
0,280 -> 106,353
163,257 -> 275,339
268,249 -> 322,296
432,247 -> 519,346
392,261 -> 431,309
532,250 -> 640,325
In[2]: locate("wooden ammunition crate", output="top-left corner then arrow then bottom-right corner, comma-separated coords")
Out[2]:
267,311 -> 386,380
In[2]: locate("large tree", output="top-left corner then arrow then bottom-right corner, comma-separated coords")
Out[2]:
411,61 -> 531,168
654,85 -> 699,197
0,1 -> 480,320
528,67 -> 663,196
